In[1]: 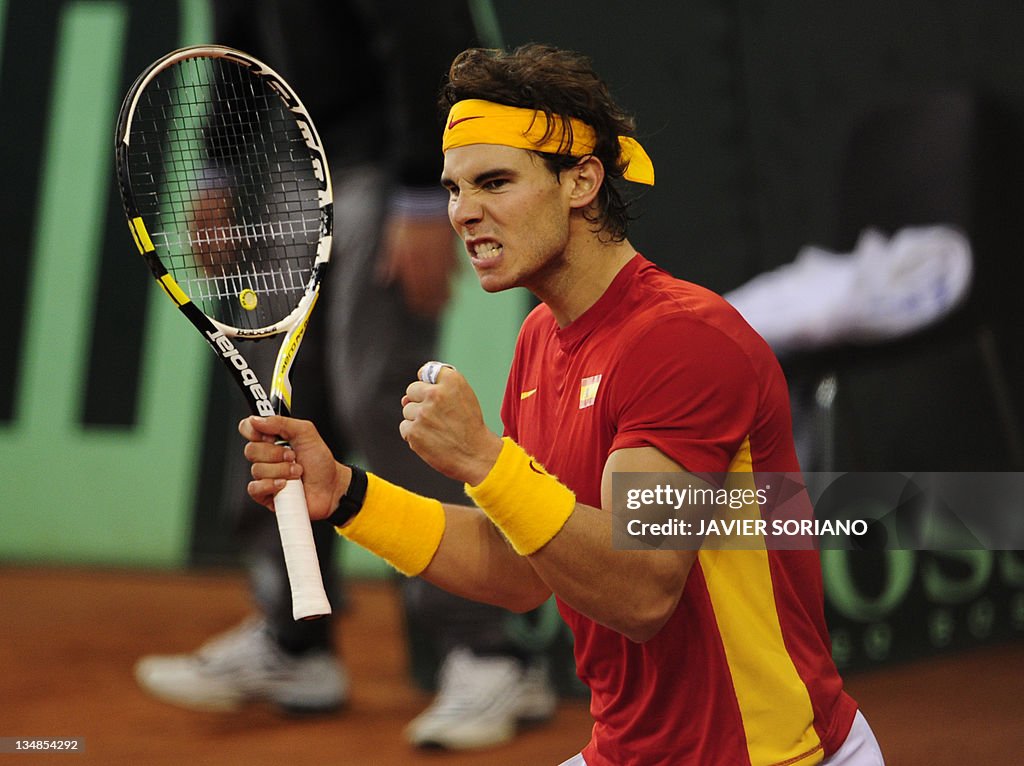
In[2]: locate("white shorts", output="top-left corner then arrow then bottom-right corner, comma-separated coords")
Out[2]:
556,710 -> 883,766
822,710 -> 885,765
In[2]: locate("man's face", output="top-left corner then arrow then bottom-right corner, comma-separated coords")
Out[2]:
441,143 -> 573,294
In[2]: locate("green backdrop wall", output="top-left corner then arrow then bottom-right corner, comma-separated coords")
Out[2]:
2,0 -> 1022,674
0,0 -> 525,573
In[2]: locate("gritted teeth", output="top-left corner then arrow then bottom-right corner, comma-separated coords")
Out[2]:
473,242 -> 503,259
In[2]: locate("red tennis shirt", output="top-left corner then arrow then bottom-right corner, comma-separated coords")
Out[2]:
501,254 -> 857,765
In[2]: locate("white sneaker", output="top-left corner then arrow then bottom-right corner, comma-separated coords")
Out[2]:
134,617 -> 348,714
405,648 -> 557,750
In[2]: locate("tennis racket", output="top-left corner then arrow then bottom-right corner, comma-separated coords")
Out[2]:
115,45 -> 332,620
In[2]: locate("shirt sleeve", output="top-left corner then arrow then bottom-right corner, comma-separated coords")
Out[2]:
608,315 -> 760,474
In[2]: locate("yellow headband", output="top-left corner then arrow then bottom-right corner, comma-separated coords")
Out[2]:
442,99 -> 654,185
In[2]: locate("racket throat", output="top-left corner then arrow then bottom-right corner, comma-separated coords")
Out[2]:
203,327 -> 277,417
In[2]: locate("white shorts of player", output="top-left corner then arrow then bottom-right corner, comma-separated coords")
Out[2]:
823,711 -> 885,765
556,710 -> 884,766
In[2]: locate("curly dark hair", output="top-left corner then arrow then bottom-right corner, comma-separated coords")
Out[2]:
440,43 -> 640,241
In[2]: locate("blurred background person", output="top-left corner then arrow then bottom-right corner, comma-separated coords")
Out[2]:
133,0 -> 556,751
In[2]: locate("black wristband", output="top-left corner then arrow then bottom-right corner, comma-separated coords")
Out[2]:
327,465 -> 368,527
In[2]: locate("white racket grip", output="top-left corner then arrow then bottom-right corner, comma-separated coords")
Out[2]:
274,479 -> 332,620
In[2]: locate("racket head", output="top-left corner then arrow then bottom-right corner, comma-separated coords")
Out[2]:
115,45 -> 332,340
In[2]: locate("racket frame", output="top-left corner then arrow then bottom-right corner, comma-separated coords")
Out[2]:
116,44 -> 333,417
115,45 -> 335,618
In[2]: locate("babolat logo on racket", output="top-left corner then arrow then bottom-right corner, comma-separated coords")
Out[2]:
204,329 -> 275,417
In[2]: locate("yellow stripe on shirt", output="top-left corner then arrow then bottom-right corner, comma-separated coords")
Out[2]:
698,438 -> 824,766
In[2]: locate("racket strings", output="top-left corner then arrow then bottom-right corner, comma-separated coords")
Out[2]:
125,54 -> 323,331
187,262 -> 312,304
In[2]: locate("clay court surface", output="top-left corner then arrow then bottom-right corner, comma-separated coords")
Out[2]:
2,566 -> 1021,765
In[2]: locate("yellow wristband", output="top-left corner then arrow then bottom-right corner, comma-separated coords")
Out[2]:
464,437 -> 576,555
335,473 -> 445,576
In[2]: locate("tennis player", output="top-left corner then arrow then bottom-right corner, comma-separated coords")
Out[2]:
241,43 -> 884,765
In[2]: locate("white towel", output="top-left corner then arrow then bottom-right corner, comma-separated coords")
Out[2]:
724,225 -> 973,354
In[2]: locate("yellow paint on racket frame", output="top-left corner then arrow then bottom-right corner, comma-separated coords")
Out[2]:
158,274 -> 190,307
239,288 -> 259,311
271,294 -> 319,412
130,216 -> 155,253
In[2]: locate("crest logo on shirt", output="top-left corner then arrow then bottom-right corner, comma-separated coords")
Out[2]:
579,374 -> 602,409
